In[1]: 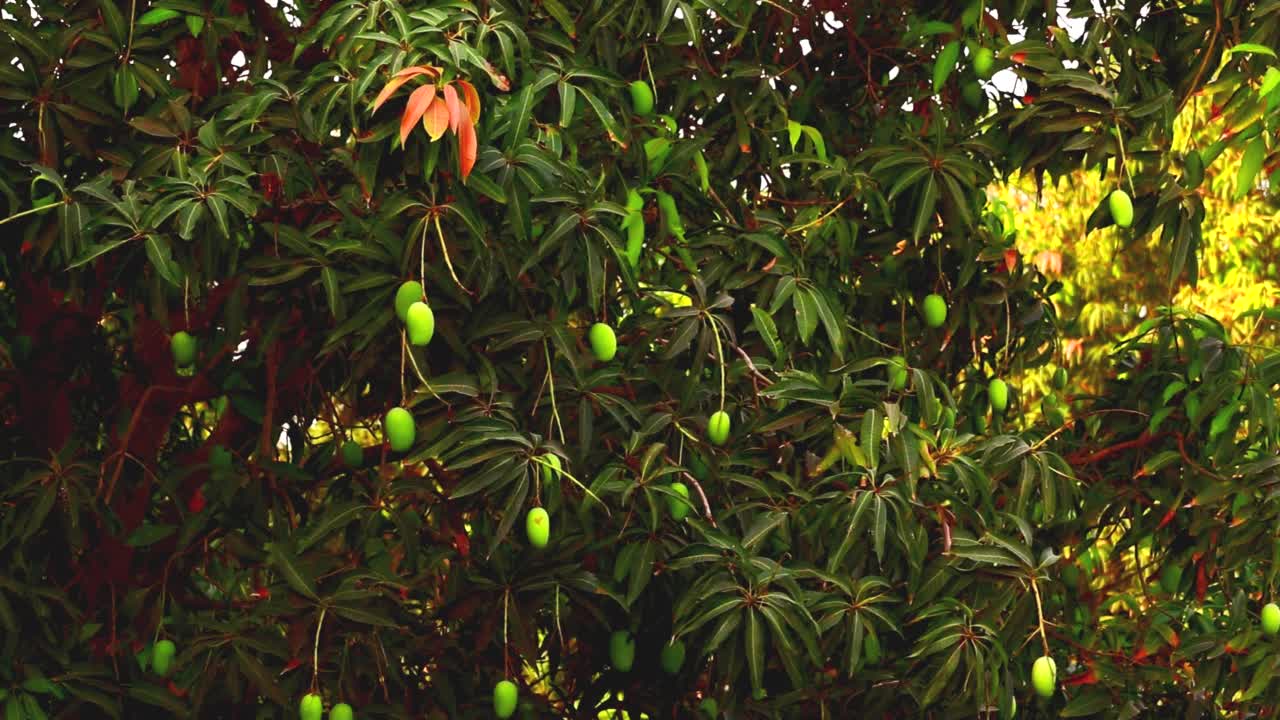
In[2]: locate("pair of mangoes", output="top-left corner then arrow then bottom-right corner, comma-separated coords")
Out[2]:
299,694 -> 354,720
394,281 -> 435,346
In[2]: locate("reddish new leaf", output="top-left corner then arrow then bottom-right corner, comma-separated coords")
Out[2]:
442,83 -> 462,135
399,84 -> 437,146
457,114 -> 477,180
370,65 -> 439,113
422,99 -> 449,141
457,79 -> 482,123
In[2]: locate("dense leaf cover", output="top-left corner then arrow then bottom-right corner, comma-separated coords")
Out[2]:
3,0 -> 1280,717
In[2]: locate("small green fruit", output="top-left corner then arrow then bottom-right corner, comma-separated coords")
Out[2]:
1031,655 -> 1056,698
525,507 -> 550,549
667,482 -> 691,521
1108,189 -> 1134,228
541,453 -> 562,487
329,702 -> 355,720
588,322 -> 617,362
973,47 -> 995,79
171,331 -> 196,368
1052,366 -> 1068,390
609,630 -> 635,672
341,440 -> 363,468
628,80 -> 654,116
921,293 -> 947,328
887,356 -> 908,391
300,693 -> 323,720
152,639 -> 176,677
493,680 -> 518,719
707,410 -> 731,446
1262,602 -> 1280,636
988,378 -> 1009,413
660,640 -> 686,674
698,698 -> 719,718
961,81 -> 985,111
405,301 -> 435,346
752,687 -> 767,701
394,280 -> 424,321
384,407 -> 415,453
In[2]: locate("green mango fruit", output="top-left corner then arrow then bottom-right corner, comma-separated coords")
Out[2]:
921,293 -> 947,328
1031,655 -> 1056,698
1262,602 -> 1280,636
660,640 -> 685,674
961,80 -> 985,111
1108,189 -> 1133,228
152,639 -> 176,677
171,331 -> 196,369
329,702 -> 355,720
667,482 -> 692,521
1052,366 -> 1068,390
300,693 -> 323,720
988,378 -> 1009,413
385,407 -> 415,452
405,301 -> 435,346
707,411 -> 731,446
609,630 -> 635,671
973,47 -> 995,79
752,687 -> 767,701
525,507 -> 550,549
541,453 -> 562,487
698,698 -> 719,717
493,680 -> 518,719
629,80 -> 655,115
341,440 -> 363,468
887,356 -> 908,391
588,322 -> 617,362
394,281 -> 424,321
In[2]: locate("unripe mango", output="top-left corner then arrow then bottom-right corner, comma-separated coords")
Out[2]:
171,331 -> 196,368
660,639 -> 685,674
152,639 -> 176,677
1052,366 -> 1068,390
405,301 -> 434,346
1108,189 -> 1133,228
667,482 -> 691,521
973,47 -> 995,79
525,507 -> 550,549
330,702 -> 355,720
921,293 -> 947,328
299,693 -> 323,720
609,630 -> 635,671
707,411 -> 731,446
589,322 -> 617,362
1031,655 -> 1056,698
385,407 -> 415,452
887,356 -> 908,391
988,378 -> 1009,413
628,81 -> 654,116
341,440 -> 363,468
493,680 -> 518,718
1263,602 -> 1280,636
541,453 -> 561,487
698,698 -> 719,717
394,280 -> 424,321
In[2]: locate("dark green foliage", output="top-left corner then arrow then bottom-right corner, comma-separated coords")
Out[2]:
2,0 -> 1280,718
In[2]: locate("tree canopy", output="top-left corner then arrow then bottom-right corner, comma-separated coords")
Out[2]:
3,0 -> 1280,718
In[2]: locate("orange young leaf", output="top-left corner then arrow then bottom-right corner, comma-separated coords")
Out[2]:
442,83 -> 463,135
399,84 -> 438,147
370,66 -> 438,113
457,79 -> 482,124
422,99 -> 450,141
457,114 -> 477,180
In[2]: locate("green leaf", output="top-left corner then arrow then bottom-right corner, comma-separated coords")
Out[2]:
144,235 -> 183,286
137,7 -> 181,25
125,524 -> 176,547
1227,43 -> 1277,58
268,544 -> 318,600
